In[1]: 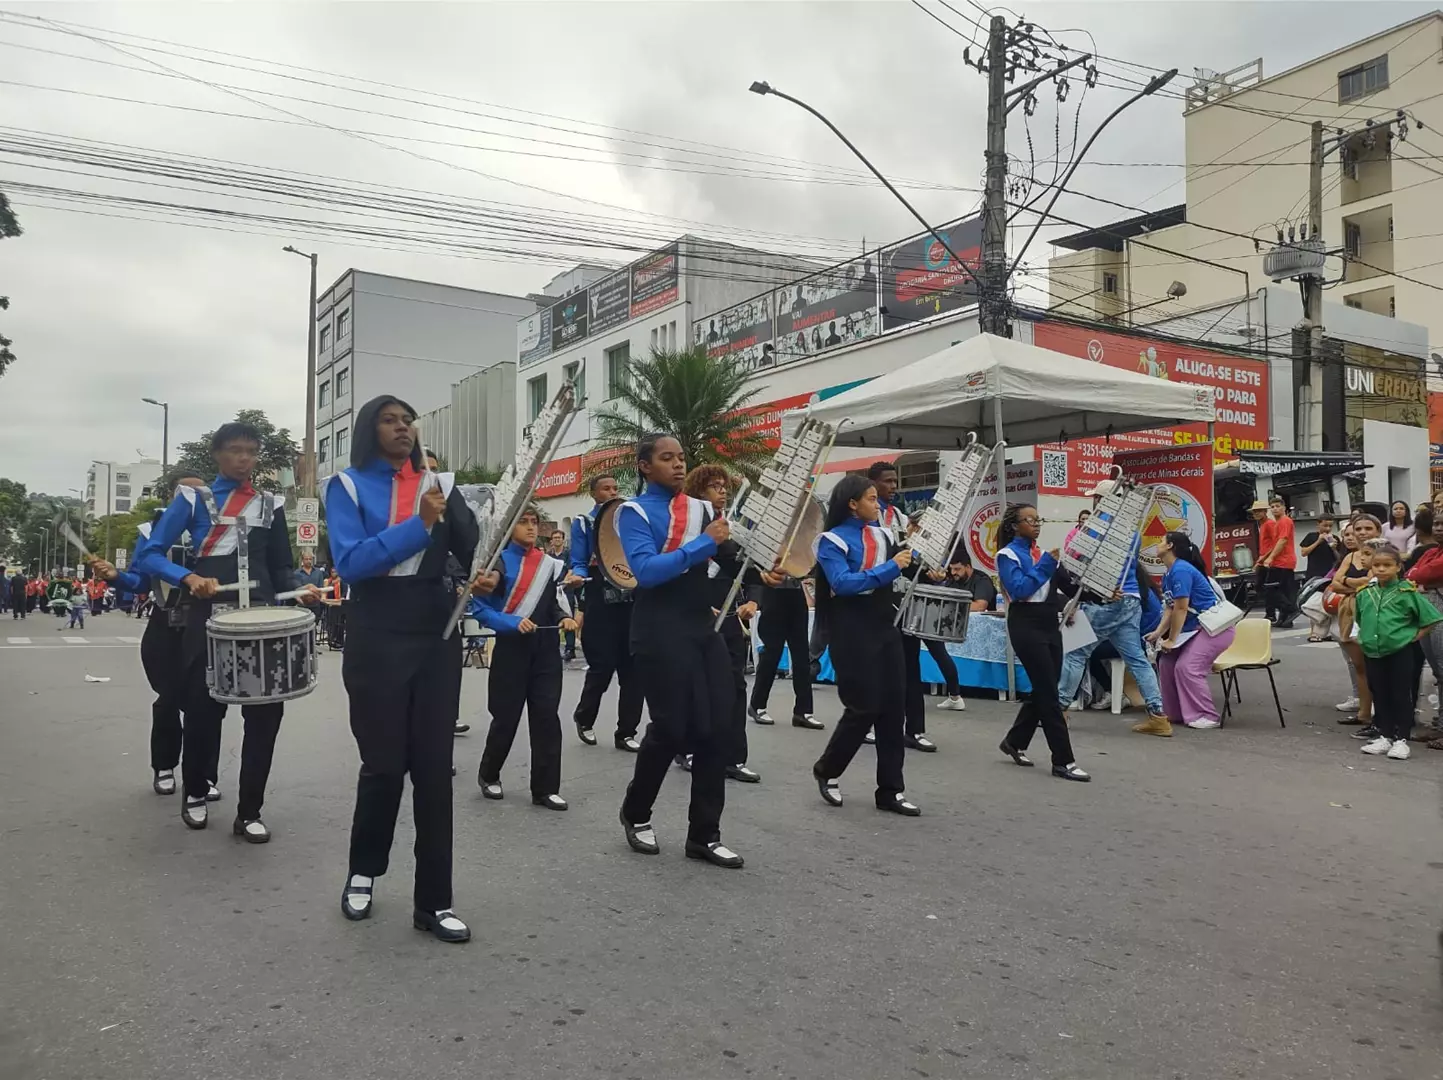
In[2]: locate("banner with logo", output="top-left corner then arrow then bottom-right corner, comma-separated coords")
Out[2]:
588,271 -> 630,336
550,293 -> 588,351
881,214 -> 982,331
534,454 -> 583,498
518,308 -> 551,369
773,256 -> 879,366
1113,443 -> 1214,572
1034,322 -> 1269,497
962,461 -> 1039,575
630,242 -> 680,318
695,293 -> 774,371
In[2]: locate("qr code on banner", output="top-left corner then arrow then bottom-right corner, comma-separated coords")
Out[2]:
1041,450 -> 1068,490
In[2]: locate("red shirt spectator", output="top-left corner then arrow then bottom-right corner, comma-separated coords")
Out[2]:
1260,506 -> 1297,571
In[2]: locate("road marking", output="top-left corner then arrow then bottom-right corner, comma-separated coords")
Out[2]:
0,644 -> 133,650
61,637 -> 89,644
6,637 -> 31,644
115,636 -> 142,643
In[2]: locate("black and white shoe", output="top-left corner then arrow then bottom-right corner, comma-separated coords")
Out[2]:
341,874 -> 373,921
532,793 -> 568,811
999,739 -> 1034,767
814,770 -> 842,807
205,782 -> 222,803
675,754 -> 693,771
685,839 -> 745,869
152,769 -> 176,796
1052,762 -> 1092,782
181,796 -> 208,829
749,707 -> 776,726
232,817 -> 271,843
792,713 -> 825,731
576,723 -> 598,746
620,809 -> 659,855
1350,725 -> 1383,741
903,733 -> 937,752
413,908 -> 470,944
877,792 -> 921,816
726,763 -> 761,783
453,722 -> 470,736
614,735 -> 641,753
863,730 -> 876,745
480,779 -> 504,800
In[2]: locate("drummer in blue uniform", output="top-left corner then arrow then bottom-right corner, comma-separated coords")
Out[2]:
615,434 -> 744,869
327,394 -> 496,944
134,423 -> 322,841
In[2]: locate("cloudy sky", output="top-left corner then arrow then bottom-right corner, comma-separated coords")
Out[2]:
1,0 -> 1434,495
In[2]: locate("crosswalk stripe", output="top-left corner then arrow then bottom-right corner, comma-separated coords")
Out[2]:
115,636 -> 143,643
7,637 -> 31,644
61,636 -> 89,644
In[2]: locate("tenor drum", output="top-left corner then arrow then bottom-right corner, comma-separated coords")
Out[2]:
205,606 -> 318,705
593,498 -> 638,592
897,584 -> 972,643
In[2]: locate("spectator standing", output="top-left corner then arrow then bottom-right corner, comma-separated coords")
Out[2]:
1299,517 -> 1342,582
1256,496 -> 1299,627
1354,542 -> 1441,759
1382,501 -> 1416,553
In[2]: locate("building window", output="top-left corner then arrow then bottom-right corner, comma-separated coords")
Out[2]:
337,310 -> 350,339
115,499 -> 130,512
562,360 -> 586,403
1388,216 -> 1394,241
1338,55 -> 1388,103
115,485 -> 131,498
1103,272 -> 1119,296
1390,295 -> 1396,317
527,374 -> 549,421
318,436 -> 330,464
650,327 -> 659,351
116,472 -> 130,483
335,369 -> 349,398
319,379 -> 331,407
1344,222 -> 1362,258
605,342 -> 631,399
335,427 -> 349,460
319,325 -> 331,353
1344,296 -> 1362,309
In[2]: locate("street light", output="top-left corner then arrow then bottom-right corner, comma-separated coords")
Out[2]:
283,244 -> 320,497
142,397 -> 169,477
91,460 -> 113,560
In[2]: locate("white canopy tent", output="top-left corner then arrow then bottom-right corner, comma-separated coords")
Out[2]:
804,332 -> 1217,449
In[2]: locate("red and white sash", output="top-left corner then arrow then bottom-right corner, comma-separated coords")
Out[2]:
502,548 -> 557,619
661,493 -> 706,553
197,485 -> 259,557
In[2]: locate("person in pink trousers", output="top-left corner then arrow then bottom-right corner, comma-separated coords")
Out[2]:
1147,532 -> 1235,732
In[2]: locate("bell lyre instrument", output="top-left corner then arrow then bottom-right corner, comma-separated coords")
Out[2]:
442,367 -> 583,639
1058,466 -> 1157,617
716,415 -> 839,631
892,435 -> 995,643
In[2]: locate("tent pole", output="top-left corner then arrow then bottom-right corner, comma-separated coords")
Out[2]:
992,396 -> 1016,702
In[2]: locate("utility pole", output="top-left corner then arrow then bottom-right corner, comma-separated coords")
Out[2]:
1303,120 -> 1325,452
981,15 -> 1010,337
283,245 -> 320,497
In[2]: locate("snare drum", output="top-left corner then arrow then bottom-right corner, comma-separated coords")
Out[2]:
896,583 -> 972,643
205,606 -> 318,705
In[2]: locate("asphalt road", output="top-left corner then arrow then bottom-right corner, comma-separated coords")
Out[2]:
1,616 -> 1439,1080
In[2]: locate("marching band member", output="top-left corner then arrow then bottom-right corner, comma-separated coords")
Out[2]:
424,448 -> 470,739
326,395 -> 495,944
471,505 -> 576,809
616,435 -> 744,868
810,474 -> 920,815
135,423 -> 321,839
94,472 -> 210,798
682,464 -> 760,783
569,474 -> 645,751
995,504 -> 1090,782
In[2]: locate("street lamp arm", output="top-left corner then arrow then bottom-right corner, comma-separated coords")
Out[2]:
749,81 -> 981,291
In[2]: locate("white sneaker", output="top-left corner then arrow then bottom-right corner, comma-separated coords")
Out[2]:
1430,693 -> 1439,709
1088,692 -> 1112,712
1185,718 -> 1220,730
1335,697 -> 1360,712
936,696 -> 966,711
1386,739 -> 1411,760
1360,736 -> 1393,755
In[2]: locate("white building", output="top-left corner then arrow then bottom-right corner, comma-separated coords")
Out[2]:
416,361 -> 519,474
86,458 -> 163,517
313,271 -> 538,480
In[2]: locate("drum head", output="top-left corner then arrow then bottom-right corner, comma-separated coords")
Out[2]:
208,606 -> 316,635
594,499 -> 637,591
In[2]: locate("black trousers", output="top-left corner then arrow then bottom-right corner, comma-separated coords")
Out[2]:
621,635 -> 731,844
344,626 -> 459,912
574,601 -> 643,738
750,589 -> 814,717
1261,567 -> 1299,622
1365,647 -> 1417,742
479,632 -> 563,796
723,621 -> 749,765
181,661 -> 282,820
902,633 -> 960,733
814,618 -> 906,801
1004,604 -> 1076,768
139,612 -> 203,774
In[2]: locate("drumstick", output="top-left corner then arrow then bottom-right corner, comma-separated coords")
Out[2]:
273,583 -> 337,603
56,519 -> 97,562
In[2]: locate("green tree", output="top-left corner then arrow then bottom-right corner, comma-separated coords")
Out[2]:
0,188 -> 20,379
587,346 -> 773,490
165,409 -> 300,492
0,477 -> 27,560
86,497 -> 163,565
14,495 -> 83,573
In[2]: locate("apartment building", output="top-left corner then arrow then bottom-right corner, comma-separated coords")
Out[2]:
85,458 -> 163,517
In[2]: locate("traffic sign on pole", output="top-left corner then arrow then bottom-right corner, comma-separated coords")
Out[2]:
294,497 -> 321,526
297,521 -> 319,545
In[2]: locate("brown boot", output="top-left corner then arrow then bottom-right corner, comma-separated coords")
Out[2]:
1131,714 -> 1173,737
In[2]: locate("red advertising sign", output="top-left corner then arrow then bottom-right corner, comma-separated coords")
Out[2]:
1034,322 -> 1269,497
1113,443 -> 1214,572
534,455 -> 582,498
736,391 -> 813,447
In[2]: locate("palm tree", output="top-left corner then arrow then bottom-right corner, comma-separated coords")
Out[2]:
587,346 -> 775,489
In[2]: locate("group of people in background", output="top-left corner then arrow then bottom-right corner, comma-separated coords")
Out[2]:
3,566 -> 115,625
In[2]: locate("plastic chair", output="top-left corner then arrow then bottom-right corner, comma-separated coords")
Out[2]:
1211,618 -> 1284,727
